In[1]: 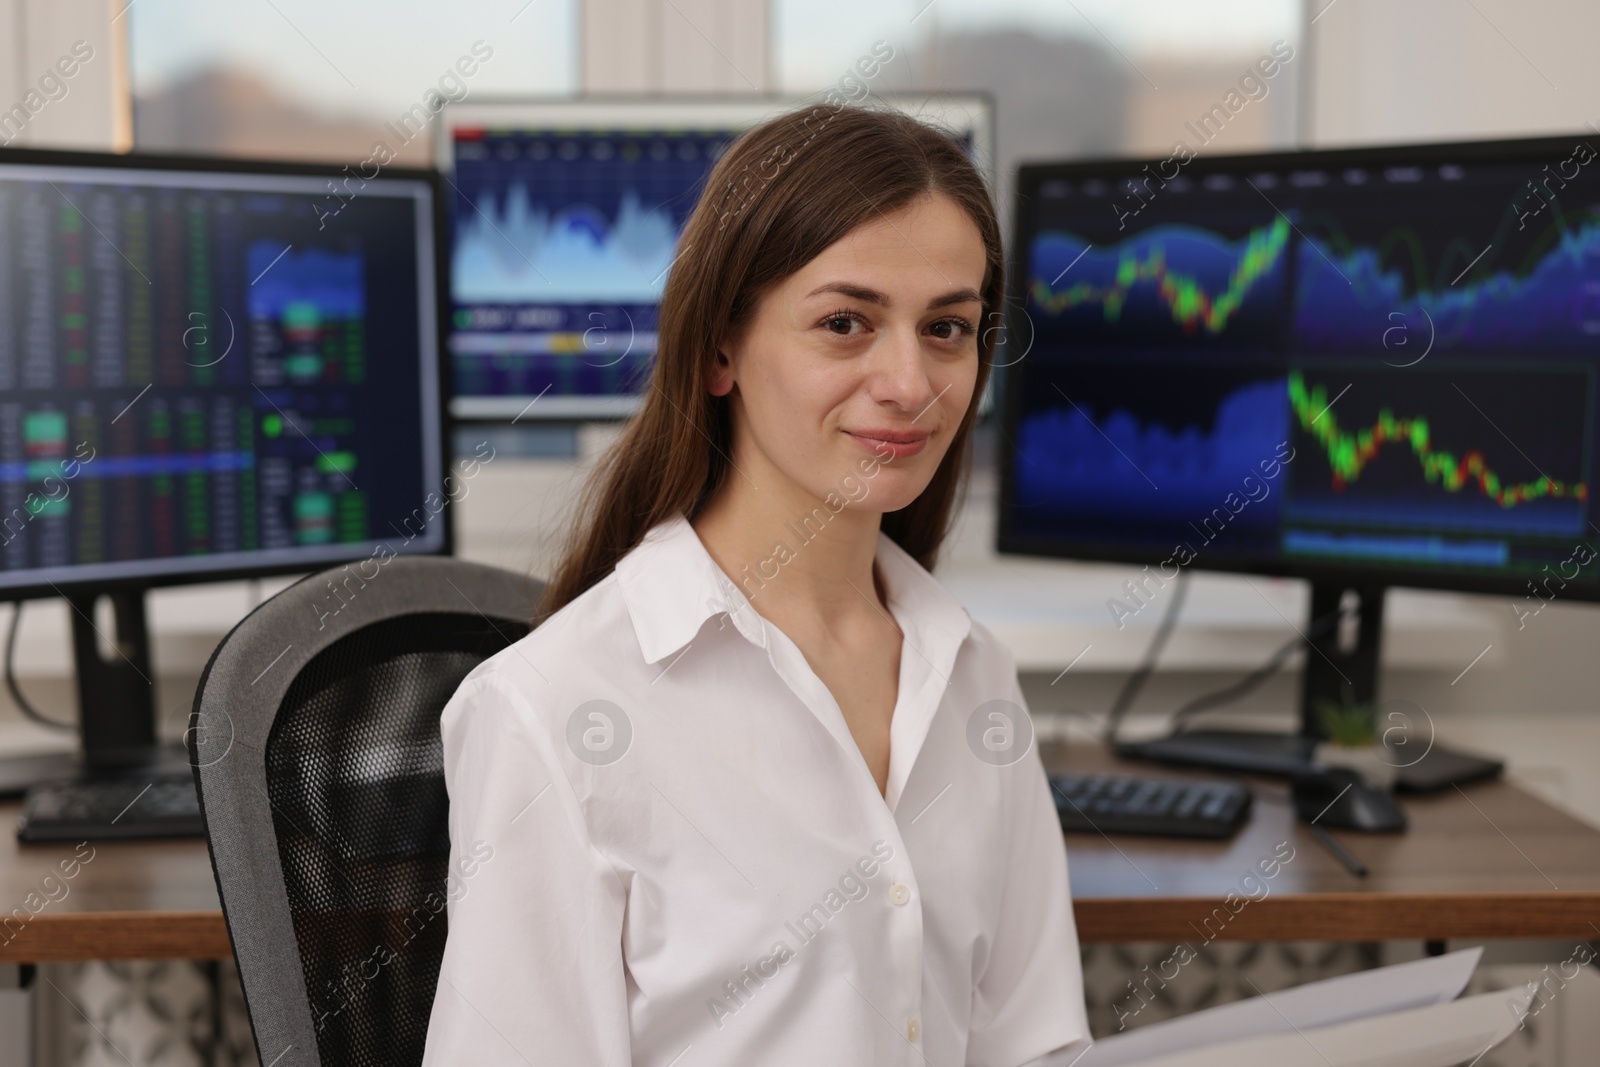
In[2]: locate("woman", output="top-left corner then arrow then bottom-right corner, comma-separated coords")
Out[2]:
422,103 -> 1090,1066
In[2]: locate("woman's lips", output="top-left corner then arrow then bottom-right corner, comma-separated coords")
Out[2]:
844,428 -> 930,460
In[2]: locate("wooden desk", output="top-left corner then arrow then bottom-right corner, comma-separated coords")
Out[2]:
1047,742 -> 1600,943
1,745 -> 1598,961
0,806 -> 231,962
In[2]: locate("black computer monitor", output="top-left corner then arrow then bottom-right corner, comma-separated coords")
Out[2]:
998,132 -> 1599,777
438,95 -> 995,421
0,146 -> 449,792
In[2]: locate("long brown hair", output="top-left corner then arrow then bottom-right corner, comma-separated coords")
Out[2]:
536,102 -> 1004,624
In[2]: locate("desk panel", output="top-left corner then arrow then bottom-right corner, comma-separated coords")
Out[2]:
1047,742 -> 1600,942
2,745 -> 1598,960
0,806 -> 230,961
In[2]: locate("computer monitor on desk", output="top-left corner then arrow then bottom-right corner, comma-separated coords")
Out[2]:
997,133 -> 1600,782
438,94 -> 994,421
0,147 -> 449,795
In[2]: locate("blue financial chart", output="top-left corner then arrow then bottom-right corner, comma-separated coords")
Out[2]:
447,127 -> 737,411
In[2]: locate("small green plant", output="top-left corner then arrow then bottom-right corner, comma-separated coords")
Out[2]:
1315,687 -> 1379,748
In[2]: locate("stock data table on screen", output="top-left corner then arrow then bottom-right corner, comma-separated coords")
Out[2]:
0,155 -> 447,593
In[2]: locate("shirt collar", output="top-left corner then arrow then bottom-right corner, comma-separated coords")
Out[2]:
613,511 -> 973,666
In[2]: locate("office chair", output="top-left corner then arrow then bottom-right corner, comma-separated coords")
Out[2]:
188,557 -> 542,1067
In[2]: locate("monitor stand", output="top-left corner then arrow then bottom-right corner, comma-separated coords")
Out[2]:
1116,581 -> 1504,792
0,589 -> 190,799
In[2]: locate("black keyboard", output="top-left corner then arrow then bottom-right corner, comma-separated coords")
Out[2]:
1049,773 -> 1251,839
17,774 -> 204,842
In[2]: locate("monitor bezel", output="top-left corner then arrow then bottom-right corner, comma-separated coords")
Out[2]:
437,92 -> 996,422
0,144 -> 454,601
996,129 -> 1600,604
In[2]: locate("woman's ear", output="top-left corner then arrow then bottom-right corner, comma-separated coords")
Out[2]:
708,346 -> 736,397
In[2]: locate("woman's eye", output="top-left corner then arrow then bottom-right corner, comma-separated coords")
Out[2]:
930,318 -> 975,341
821,310 -> 865,335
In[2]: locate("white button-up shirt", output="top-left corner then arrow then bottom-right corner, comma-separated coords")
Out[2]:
421,513 -> 1089,1066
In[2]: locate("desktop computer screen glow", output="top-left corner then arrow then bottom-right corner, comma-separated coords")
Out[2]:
441,97 -> 992,420
1001,136 -> 1600,598
448,126 -> 736,410
0,158 -> 446,596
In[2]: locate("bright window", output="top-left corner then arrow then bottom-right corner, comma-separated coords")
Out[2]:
129,0 -> 577,162
775,0 -> 1304,221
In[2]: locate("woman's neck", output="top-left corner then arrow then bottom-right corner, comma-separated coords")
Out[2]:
691,460 -> 887,624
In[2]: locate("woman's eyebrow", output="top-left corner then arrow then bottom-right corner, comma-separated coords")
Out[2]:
928,287 -> 983,309
803,282 -> 982,309
805,282 -> 885,304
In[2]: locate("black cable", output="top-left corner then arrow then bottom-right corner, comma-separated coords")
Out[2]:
5,601 -> 75,731
1167,605 -> 1346,733
1102,571 -> 1190,745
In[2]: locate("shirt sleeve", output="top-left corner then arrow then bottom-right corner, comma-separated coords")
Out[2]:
421,667 -> 631,1066
965,664 -> 1092,1067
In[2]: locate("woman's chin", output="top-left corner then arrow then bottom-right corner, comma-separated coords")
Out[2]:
842,476 -> 932,515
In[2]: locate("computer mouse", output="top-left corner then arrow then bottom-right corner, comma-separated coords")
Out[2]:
1291,767 -> 1407,833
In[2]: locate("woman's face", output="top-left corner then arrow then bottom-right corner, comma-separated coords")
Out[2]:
711,192 -> 987,516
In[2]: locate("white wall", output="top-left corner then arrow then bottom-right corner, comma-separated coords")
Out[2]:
581,0 -> 770,93
1303,0 -> 1597,145
0,0 -> 130,150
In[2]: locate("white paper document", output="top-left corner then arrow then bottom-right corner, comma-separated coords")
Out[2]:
1105,988 -> 1531,1067
1044,948 -> 1522,1067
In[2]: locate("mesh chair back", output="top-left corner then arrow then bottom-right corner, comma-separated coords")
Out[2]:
189,557 -> 541,1067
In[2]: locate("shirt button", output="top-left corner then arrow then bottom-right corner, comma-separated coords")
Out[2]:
888,883 -> 910,906
906,1017 -> 920,1041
